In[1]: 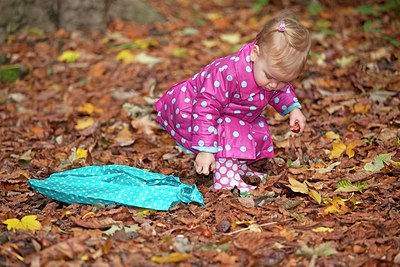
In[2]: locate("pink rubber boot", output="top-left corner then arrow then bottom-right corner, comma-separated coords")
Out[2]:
238,160 -> 267,181
213,158 -> 256,192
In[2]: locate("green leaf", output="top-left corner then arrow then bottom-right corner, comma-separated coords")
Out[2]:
336,180 -> 352,188
357,5 -> 378,15
252,0 -> 270,13
382,34 -> 399,47
308,2 -> 323,16
336,180 -> 369,193
364,153 -> 392,172
0,64 -> 24,82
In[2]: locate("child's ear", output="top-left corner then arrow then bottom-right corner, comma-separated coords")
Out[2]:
250,45 -> 260,62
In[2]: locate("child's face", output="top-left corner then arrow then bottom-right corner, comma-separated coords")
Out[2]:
250,45 -> 294,91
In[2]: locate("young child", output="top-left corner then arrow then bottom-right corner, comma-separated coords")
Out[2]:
155,14 -> 311,192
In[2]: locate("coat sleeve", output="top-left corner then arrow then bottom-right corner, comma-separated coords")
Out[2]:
268,84 -> 302,116
191,67 -> 233,153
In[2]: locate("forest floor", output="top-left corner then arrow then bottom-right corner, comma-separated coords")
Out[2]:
0,0 -> 399,266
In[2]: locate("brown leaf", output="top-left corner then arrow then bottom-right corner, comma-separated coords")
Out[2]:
70,217 -> 123,229
27,234 -> 91,264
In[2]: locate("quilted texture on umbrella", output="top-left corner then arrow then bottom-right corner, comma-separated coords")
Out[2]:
28,165 -> 204,211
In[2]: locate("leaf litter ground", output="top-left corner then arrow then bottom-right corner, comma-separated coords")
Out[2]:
0,1 -> 399,266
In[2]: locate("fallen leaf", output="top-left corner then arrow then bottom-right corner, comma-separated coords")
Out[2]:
330,141 -> 346,159
151,253 -> 191,263
364,153 -> 392,172
308,189 -> 322,204
115,126 -> 135,147
353,102 -> 371,114
3,215 -> 42,232
131,115 -> 159,135
220,33 -> 241,44
312,227 -> 334,233
115,49 -> 135,64
288,177 -> 309,194
325,131 -> 340,141
135,53 -> 163,66
315,162 -> 341,174
75,117 -> 95,130
75,148 -> 88,159
58,50 -> 81,63
77,103 -> 103,115
324,198 -> 351,214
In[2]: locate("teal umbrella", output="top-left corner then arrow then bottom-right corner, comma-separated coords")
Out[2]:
28,165 -> 204,211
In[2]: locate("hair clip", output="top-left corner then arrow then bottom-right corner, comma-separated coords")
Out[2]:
278,23 -> 286,32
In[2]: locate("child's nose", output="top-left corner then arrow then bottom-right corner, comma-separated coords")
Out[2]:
268,81 -> 277,88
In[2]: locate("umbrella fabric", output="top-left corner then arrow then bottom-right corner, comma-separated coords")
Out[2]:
28,165 -> 204,211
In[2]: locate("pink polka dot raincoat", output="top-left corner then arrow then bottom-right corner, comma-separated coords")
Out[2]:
155,42 -> 302,161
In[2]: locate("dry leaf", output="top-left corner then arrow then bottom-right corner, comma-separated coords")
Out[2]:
330,141 -> 346,159
115,126 -> 135,147
288,177 -> 309,194
131,115 -> 159,135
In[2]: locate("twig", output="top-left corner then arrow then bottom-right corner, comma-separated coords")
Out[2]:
223,218 -> 294,236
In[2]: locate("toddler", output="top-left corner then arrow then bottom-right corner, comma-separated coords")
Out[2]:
155,14 -> 311,192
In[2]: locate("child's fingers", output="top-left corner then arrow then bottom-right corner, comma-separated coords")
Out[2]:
210,162 -> 216,172
194,162 -> 203,174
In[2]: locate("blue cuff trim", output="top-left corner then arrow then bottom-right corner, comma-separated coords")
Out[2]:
281,103 -> 302,116
192,146 -> 218,153
177,144 -> 194,154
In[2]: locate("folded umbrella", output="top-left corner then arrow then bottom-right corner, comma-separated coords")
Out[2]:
28,165 -> 204,211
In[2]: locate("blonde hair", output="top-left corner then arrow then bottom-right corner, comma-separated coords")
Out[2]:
255,13 -> 311,79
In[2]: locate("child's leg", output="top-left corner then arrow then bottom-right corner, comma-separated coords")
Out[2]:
238,160 -> 267,181
213,158 -> 256,192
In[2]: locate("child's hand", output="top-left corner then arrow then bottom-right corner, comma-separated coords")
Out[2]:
194,152 -> 216,175
289,108 -> 306,133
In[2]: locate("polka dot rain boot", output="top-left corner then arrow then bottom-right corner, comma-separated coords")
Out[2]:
238,160 -> 267,181
213,158 -> 256,192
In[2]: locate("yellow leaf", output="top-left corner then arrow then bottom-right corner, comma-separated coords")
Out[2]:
220,33 -> 241,44
20,215 -> 42,232
76,148 -> 88,159
151,253 -> 191,264
312,227 -> 334,233
330,141 -> 346,159
171,48 -> 187,58
58,50 -> 81,63
205,12 -> 222,21
3,218 -> 24,231
115,49 -> 135,64
345,139 -> 364,159
288,177 -> 309,194
75,117 -> 94,130
353,102 -> 371,114
3,215 -> 42,232
77,103 -> 103,115
133,38 -> 157,50
325,131 -> 340,141
308,189 -> 322,204
324,198 -> 351,214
